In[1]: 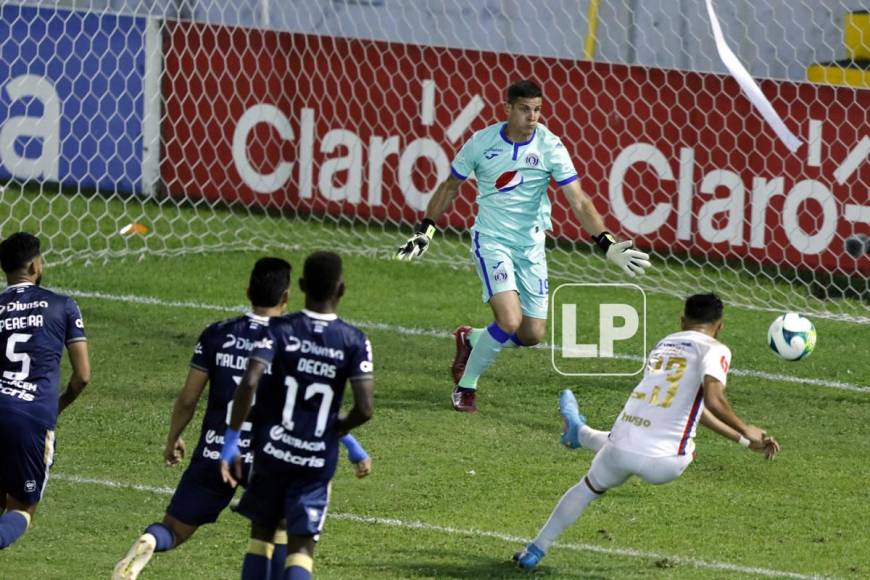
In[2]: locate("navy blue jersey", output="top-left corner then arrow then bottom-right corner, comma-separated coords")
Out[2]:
248,309 -> 373,481
189,313 -> 272,467
0,283 -> 86,429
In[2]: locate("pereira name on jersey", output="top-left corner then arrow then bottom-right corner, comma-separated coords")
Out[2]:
608,330 -> 731,458
0,283 -> 86,428
249,310 -> 373,480
189,313 -> 273,466
451,122 -> 578,246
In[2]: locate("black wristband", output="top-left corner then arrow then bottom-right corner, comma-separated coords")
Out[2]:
593,231 -> 616,253
417,218 -> 437,238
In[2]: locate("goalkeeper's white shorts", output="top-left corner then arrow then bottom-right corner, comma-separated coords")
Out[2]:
584,442 -> 693,493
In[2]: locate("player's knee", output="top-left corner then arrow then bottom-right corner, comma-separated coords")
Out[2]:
250,523 -> 277,543
516,324 -> 546,346
494,315 -> 522,335
518,330 -> 544,346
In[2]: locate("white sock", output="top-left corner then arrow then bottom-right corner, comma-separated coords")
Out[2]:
532,478 -> 602,552
578,426 -> 610,451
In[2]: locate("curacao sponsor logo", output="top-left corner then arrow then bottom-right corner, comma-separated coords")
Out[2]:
495,170 -> 524,192
268,425 -> 328,452
204,428 -> 252,447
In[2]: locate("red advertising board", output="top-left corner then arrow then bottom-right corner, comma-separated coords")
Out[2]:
161,21 -> 870,274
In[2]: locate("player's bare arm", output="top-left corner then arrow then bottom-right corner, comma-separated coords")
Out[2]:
336,377 -> 374,435
220,358 -> 267,487
164,368 -> 209,466
560,179 -> 606,237
560,179 -> 653,277
702,374 -> 769,443
58,340 -> 91,415
395,175 -> 462,261
700,408 -> 780,460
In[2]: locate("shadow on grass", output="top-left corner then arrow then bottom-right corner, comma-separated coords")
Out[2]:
343,546 -> 609,578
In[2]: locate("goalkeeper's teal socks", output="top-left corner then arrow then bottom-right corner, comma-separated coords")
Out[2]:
458,322 -> 514,389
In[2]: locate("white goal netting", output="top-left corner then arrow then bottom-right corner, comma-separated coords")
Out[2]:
0,1 -> 868,322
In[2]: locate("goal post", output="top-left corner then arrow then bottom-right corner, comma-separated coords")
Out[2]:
0,1 -> 867,322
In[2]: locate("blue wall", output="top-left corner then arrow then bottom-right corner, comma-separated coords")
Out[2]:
0,4 -> 145,193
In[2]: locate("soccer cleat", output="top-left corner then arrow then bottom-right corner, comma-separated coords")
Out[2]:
451,325 -> 473,384
513,543 -> 545,570
451,386 -> 477,413
112,533 -> 157,580
559,389 -> 587,449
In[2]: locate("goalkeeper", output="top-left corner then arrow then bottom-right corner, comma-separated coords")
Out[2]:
396,80 -> 651,413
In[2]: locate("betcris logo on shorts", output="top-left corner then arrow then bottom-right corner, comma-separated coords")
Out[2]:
495,170 -> 523,192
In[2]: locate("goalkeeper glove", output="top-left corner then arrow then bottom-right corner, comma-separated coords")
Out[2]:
395,218 -> 436,261
593,232 -> 652,277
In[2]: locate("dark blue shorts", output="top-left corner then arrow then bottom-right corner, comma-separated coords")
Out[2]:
166,459 -> 243,526
0,411 -> 54,505
235,468 -> 331,537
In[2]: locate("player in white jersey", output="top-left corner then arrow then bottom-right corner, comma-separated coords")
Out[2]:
513,293 -> 780,570
395,80 -> 651,413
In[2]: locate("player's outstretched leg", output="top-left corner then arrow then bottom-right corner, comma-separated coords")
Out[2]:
559,389 -> 587,449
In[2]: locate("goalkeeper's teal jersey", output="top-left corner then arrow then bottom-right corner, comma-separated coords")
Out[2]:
451,122 -> 578,247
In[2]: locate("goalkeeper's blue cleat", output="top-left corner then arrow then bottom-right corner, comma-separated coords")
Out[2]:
559,389 -> 587,449
513,543 -> 545,570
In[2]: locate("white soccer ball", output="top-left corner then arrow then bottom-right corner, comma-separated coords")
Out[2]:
767,313 -> 816,361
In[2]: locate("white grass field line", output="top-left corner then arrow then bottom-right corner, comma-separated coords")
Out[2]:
60,287 -> 869,394
53,473 -> 833,580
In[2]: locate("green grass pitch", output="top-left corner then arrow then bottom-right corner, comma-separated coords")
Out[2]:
0,224 -> 867,578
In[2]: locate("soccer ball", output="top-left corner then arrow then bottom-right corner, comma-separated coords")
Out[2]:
767,313 -> 816,361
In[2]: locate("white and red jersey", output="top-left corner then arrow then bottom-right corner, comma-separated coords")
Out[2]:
608,330 -> 731,458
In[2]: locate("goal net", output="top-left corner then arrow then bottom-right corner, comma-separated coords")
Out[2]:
0,1 -> 867,322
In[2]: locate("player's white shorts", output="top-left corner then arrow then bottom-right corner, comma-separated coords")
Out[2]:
585,442 -> 693,492
470,230 -> 548,320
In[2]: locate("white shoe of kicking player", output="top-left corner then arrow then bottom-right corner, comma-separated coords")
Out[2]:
112,533 -> 157,580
